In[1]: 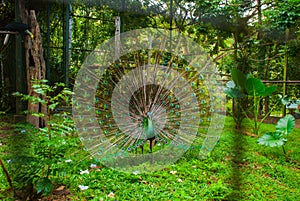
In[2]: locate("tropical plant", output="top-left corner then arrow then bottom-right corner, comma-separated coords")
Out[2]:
10,80 -> 78,198
225,68 -> 278,135
258,115 -> 296,157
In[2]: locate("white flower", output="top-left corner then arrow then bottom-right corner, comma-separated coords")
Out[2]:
0,142 -> 3,146
21,130 -> 26,133
170,170 -> 177,174
177,178 -> 183,182
90,164 -> 97,169
108,192 -> 115,198
80,169 -> 89,175
65,159 -> 72,163
192,165 -> 197,168
132,170 -> 139,175
78,185 -> 89,191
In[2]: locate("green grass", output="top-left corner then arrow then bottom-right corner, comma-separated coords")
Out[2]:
0,116 -> 299,200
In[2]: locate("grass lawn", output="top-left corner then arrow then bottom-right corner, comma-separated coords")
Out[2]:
0,116 -> 299,200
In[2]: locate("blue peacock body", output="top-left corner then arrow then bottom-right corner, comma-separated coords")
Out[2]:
142,113 -> 155,140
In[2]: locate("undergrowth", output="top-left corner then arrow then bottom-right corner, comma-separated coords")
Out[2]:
0,116 -> 299,200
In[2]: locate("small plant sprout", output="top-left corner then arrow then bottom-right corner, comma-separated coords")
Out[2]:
258,115 -> 296,157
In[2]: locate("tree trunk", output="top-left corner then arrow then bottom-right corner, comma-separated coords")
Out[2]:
264,46 -> 271,115
115,16 -> 121,61
19,1 -> 47,128
257,0 -> 265,117
282,28 -> 289,117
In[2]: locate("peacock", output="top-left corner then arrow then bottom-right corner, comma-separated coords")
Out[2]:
138,112 -> 156,154
2,22 -> 34,45
73,28 -> 226,173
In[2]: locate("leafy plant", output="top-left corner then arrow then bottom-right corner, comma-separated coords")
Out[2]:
225,69 -> 278,135
258,115 -> 296,157
10,80 -> 78,197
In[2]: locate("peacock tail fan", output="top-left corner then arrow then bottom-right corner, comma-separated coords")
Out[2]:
94,51 -> 208,154
72,28 -> 226,173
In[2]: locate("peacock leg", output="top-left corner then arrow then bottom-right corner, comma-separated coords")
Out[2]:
149,139 -> 152,153
141,144 -> 144,154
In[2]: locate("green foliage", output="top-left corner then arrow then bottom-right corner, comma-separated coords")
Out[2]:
245,78 -> 277,97
2,115 -> 300,200
35,178 -> 54,195
225,69 -> 278,134
231,68 -> 247,91
43,117 -> 300,200
2,1 -> 300,199
276,114 -> 296,135
258,132 -> 287,147
14,80 -> 73,114
258,115 -> 296,156
246,78 -> 267,96
263,0 -> 300,29
3,116 -> 79,199
8,81 -> 78,198
226,69 -> 278,99
224,81 -> 246,99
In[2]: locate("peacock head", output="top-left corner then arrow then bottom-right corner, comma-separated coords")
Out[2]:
142,112 -> 152,127
147,111 -> 152,118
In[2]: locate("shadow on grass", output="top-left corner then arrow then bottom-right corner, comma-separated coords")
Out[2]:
226,130 -> 246,200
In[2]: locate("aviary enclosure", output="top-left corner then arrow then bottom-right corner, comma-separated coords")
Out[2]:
0,0 -> 299,200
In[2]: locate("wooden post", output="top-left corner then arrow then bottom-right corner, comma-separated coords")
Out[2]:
19,1 -> 47,128
282,28 -> 289,117
63,2 -> 71,87
46,3 -> 51,82
115,16 -> 121,61
14,0 -> 27,117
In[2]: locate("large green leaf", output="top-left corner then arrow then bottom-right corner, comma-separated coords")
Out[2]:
231,69 -> 247,90
224,87 -> 246,99
35,178 -> 54,195
224,81 -> 246,98
226,80 -> 235,89
257,132 -> 286,147
264,85 -> 277,97
276,115 -> 295,135
245,78 -> 265,96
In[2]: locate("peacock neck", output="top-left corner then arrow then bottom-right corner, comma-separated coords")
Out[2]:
142,117 -> 155,139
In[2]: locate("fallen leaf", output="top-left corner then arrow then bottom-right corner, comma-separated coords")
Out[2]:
55,186 -> 65,191
141,180 -> 149,184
